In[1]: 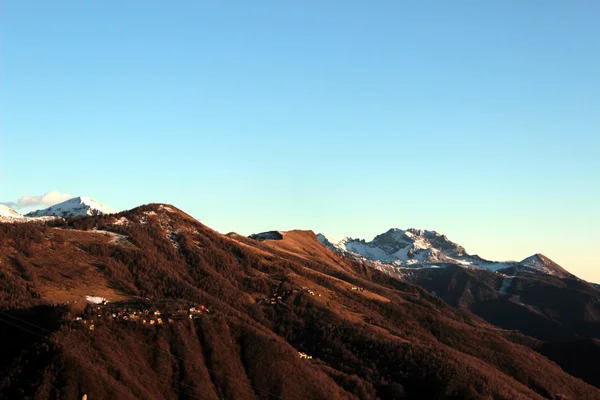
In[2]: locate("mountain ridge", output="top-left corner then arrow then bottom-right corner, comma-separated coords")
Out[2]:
315,228 -> 573,279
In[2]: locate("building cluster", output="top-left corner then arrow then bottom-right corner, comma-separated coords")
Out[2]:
188,305 -> 209,319
298,352 -> 313,360
260,287 -> 322,305
350,286 -> 365,292
72,302 -> 211,331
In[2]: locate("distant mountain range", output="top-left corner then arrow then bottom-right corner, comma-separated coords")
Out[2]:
1,196 -> 579,282
1,196 -> 580,282
317,228 -> 574,279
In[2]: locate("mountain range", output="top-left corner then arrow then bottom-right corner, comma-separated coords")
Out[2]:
317,229 -> 574,279
0,197 -> 599,399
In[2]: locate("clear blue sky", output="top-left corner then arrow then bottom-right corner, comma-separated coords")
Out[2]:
1,1 -> 599,281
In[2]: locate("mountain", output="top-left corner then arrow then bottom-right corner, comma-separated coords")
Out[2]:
503,253 -> 576,279
399,258 -> 600,390
1,206 -> 599,399
318,228 -> 572,278
25,196 -> 117,218
0,205 -> 22,219
318,228 -> 480,267
314,227 -> 600,389
316,230 -> 595,337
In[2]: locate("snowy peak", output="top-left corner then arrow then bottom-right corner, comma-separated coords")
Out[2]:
25,196 -> 117,218
371,228 -> 467,258
317,228 -> 474,267
0,205 -> 23,219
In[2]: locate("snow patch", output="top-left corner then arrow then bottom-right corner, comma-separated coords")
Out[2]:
92,230 -> 129,245
85,296 -> 107,304
113,217 -> 130,226
0,215 -> 58,224
0,205 -> 23,218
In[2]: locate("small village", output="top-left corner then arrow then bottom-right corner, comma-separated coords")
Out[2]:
73,287 -> 328,332
70,297 -> 212,331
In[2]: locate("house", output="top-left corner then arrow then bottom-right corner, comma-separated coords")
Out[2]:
189,306 -> 204,319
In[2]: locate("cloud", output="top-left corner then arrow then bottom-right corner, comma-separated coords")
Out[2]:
1,191 -> 73,210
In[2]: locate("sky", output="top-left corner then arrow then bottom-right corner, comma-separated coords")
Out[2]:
1,1 -> 599,281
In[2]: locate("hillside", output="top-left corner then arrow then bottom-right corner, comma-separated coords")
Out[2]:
403,265 -> 600,338
0,205 -> 599,399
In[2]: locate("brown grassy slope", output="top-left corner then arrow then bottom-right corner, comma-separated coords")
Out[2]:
0,205 -> 598,399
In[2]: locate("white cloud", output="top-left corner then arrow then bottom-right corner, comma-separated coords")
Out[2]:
1,191 -> 73,210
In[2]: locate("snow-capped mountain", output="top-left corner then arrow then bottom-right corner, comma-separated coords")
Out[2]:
26,196 -> 117,218
317,228 -> 571,278
0,205 -> 23,219
317,228 -> 485,268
